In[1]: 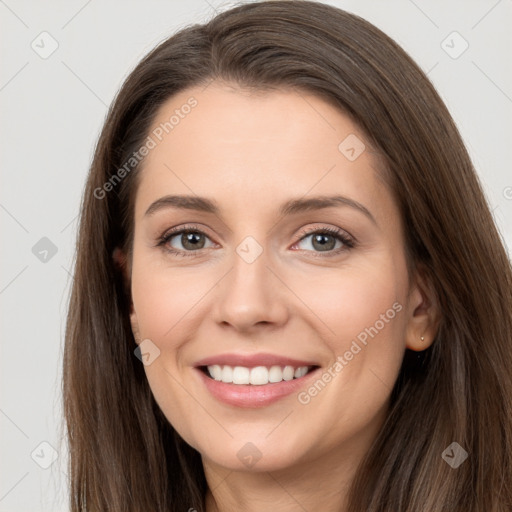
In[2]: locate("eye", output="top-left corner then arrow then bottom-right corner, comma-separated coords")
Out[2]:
156,224 -> 355,258
157,225 -> 215,257
292,226 -> 355,256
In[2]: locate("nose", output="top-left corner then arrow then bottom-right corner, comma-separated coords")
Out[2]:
213,242 -> 289,333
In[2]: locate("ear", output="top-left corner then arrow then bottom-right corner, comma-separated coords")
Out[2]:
113,247 -> 140,344
404,266 -> 440,351
113,247 -> 131,298
113,246 -> 128,276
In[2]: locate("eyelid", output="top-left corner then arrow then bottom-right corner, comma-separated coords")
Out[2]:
159,223 -> 213,241
295,224 -> 354,242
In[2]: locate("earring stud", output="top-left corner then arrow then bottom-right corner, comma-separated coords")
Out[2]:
420,336 -> 425,342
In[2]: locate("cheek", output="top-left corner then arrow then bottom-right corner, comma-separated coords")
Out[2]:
130,264 -> 207,438
291,259 -> 406,427
131,263 -> 205,342
294,258 -> 405,349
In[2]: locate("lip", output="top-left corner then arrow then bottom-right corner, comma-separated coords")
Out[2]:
194,365 -> 321,408
194,352 -> 319,368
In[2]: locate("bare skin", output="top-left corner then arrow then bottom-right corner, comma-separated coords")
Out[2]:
120,81 -> 439,512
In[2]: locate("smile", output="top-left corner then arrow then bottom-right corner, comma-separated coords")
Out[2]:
202,364 -> 314,385
193,353 -> 321,408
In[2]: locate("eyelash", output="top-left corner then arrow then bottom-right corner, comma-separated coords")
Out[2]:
156,224 -> 355,258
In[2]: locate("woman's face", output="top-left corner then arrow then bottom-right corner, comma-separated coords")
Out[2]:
126,82 -> 430,473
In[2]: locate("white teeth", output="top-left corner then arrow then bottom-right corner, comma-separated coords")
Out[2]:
295,366 -> 308,378
268,365 -> 283,383
232,366 -> 250,384
221,365 -> 233,383
249,366 -> 268,385
282,365 -> 295,381
209,364 -> 222,381
206,364 -> 311,385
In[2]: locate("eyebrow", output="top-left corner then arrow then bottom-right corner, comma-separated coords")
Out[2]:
144,194 -> 377,225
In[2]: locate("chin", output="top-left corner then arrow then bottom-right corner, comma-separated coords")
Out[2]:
192,429 -> 315,473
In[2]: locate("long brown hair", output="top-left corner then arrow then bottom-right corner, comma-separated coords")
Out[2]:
62,1 -> 512,510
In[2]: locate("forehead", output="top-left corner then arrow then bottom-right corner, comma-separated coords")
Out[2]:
134,82 -> 394,222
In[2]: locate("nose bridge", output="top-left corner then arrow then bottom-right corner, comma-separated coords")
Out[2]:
229,233 -> 272,300
214,233 -> 287,330
235,234 -> 266,267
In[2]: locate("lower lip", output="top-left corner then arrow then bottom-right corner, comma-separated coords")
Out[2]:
195,367 -> 319,408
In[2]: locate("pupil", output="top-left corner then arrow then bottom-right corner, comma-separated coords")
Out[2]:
183,232 -> 205,250
313,234 -> 335,251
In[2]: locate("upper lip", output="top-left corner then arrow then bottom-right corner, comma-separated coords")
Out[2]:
194,352 -> 319,368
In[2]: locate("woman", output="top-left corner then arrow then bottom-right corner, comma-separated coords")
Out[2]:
62,1 -> 512,510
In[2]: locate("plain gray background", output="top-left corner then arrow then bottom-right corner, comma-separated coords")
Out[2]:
1,0 -> 511,510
